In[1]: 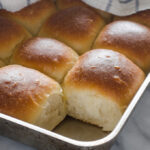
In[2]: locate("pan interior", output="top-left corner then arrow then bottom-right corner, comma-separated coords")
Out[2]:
53,116 -> 109,141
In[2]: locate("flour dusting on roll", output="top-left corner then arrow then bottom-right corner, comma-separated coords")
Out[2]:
63,49 -> 145,131
11,37 -> 78,82
0,65 -> 66,130
93,21 -> 150,73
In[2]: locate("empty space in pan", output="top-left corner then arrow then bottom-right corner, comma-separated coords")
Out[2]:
54,116 -> 109,141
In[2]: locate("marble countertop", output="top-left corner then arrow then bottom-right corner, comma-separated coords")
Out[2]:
0,83 -> 150,150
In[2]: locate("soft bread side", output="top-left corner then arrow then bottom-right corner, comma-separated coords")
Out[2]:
0,65 -> 66,130
63,49 -> 145,131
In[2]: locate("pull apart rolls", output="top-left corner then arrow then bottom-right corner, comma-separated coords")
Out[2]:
114,9 -> 150,28
93,21 -> 150,72
0,16 -> 31,63
11,37 -> 78,83
0,65 -> 66,130
63,49 -> 145,131
0,0 -> 56,35
39,6 -> 105,54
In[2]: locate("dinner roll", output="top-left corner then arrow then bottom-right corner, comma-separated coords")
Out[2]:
0,0 -> 56,35
0,16 -> 31,63
39,6 -> 105,54
56,0 -> 112,22
63,49 -> 145,131
93,21 -> 150,73
114,9 -> 150,28
11,37 -> 78,82
0,65 -> 66,130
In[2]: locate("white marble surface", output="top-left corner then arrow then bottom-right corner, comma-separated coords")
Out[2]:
0,84 -> 150,150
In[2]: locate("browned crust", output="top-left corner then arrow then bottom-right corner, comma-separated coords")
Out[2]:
11,37 -> 78,81
11,0 -> 56,19
12,37 -> 74,64
93,21 -> 150,72
56,0 -> 112,23
114,9 -> 150,28
64,49 -> 145,108
40,6 -> 102,38
0,16 -> 31,60
56,0 -> 88,9
39,6 -> 105,54
0,65 -> 60,123
0,0 -> 57,35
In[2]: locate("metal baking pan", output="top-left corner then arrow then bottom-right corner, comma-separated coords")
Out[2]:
0,73 -> 149,150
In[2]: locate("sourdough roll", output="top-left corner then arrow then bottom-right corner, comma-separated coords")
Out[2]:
0,0 -> 56,35
56,0 -> 112,22
11,37 -> 79,82
0,16 -> 31,62
93,21 -> 150,72
63,49 -> 145,131
39,6 -> 105,54
0,65 -> 66,130
114,9 -> 150,28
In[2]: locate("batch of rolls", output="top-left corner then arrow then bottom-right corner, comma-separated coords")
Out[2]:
0,0 -> 149,132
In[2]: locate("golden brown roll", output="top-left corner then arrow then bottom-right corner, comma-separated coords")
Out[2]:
0,16 -> 31,63
0,65 -> 66,130
39,6 -> 105,55
56,0 -> 112,22
93,21 -> 150,73
11,37 -> 79,83
0,0 -> 56,35
114,9 -> 150,28
63,49 -> 145,131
